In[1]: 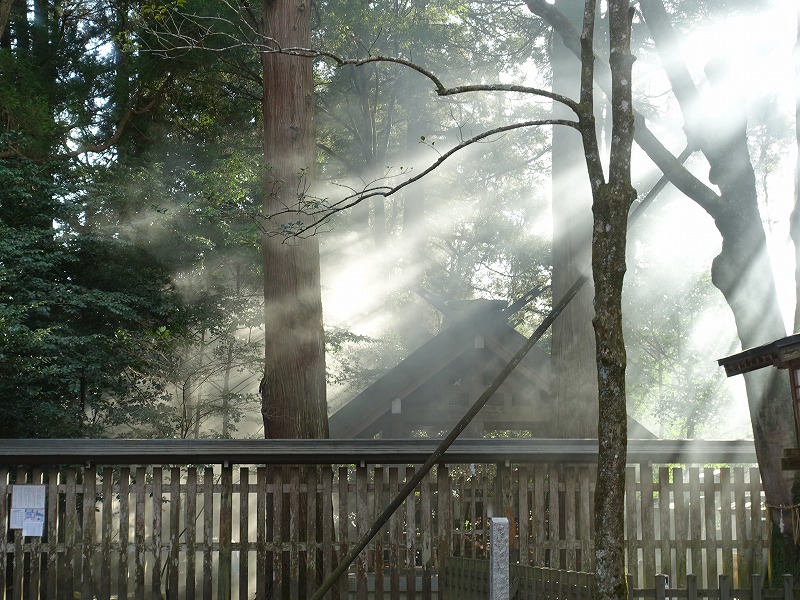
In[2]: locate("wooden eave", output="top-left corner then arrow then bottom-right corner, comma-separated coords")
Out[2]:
717,333 -> 800,377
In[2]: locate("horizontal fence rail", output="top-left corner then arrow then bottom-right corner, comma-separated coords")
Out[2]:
0,439 -> 765,599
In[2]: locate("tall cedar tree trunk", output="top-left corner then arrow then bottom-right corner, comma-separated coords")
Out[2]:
639,0 -> 796,556
551,0 -> 599,437
581,1 -> 637,598
260,0 -> 328,439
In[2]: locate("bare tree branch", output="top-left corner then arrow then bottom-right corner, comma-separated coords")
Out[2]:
268,118 -> 579,237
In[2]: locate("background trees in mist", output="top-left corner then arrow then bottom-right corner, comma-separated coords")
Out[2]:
0,0 -> 795,451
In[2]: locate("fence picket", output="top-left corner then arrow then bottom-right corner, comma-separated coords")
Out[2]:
337,466 -> 348,600
658,467 -> 671,577
82,465 -> 96,599
152,466 -> 163,600
169,466 -> 180,600
28,468 -> 42,600
306,467 -> 318,599
689,467 -> 702,583
356,465 -> 369,600
674,467 -> 687,586
118,467 -> 130,600
374,466 -> 385,600
202,466 -> 214,600
704,467 -> 718,585
186,467 -> 198,600
641,462 -> 655,588
65,468 -> 77,600
240,467 -> 250,600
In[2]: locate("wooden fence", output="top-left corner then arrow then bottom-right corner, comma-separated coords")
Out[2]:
443,561 -> 800,600
0,438 -> 766,599
441,557 -> 596,599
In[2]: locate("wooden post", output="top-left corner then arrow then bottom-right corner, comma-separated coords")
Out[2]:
168,466 -> 180,600
186,467 -> 197,600
101,467 -> 113,600
29,468 -> 43,600
152,466 -> 162,600
82,465 -> 96,599
202,466 -> 214,600
256,467 -> 268,600
239,467 -> 250,600
654,573 -> 666,600
356,465 -> 369,600
117,467 -> 130,600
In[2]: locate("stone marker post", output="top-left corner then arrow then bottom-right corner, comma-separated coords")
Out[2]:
489,517 -> 510,600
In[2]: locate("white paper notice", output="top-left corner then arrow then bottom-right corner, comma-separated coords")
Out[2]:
11,485 -> 46,536
9,509 -> 24,529
11,484 -> 45,509
21,509 -> 45,537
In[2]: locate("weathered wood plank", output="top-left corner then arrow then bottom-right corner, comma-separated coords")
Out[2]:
11,469 -> 24,600
186,467 -> 197,600
168,466 -> 180,600
219,463 -> 232,600
273,467 -> 285,599
65,468 -> 78,600
100,467 -> 113,600
673,467 -> 687,586
134,466 -> 146,600
389,467 -> 400,600
306,467 -> 318,600
640,462 -> 655,588
421,470 -> 432,599
356,465 -> 369,600
704,467 -> 718,584
239,467 -> 250,600
624,465 -> 638,588
406,465 -> 416,600
151,466 -> 163,600
28,468 -> 43,600
202,466 -> 214,600
321,466 -> 333,600
117,467 -> 131,600
374,466 -> 385,600
658,467 -> 671,577
548,464 -> 560,568
689,467 -> 702,584
518,465 -> 530,565
289,467 -> 300,600
565,466 -> 576,571
720,468 -> 733,580
337,466 -> 348,600
46,466 -> 59,600
733,466 -> 747,585
256,467 -> 267,600
578,466 -> 592,573
750,466 -> 764,578
82,466 -> 96,599
533,466 -> 546,567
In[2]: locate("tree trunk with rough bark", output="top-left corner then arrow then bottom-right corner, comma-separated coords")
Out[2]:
590,2 -> 636,598
638,0 -> 795,555
260,0 -> 328,440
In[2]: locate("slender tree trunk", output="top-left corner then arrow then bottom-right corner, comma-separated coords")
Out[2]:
587,1 -> 636,598
260,0 -> 328,439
